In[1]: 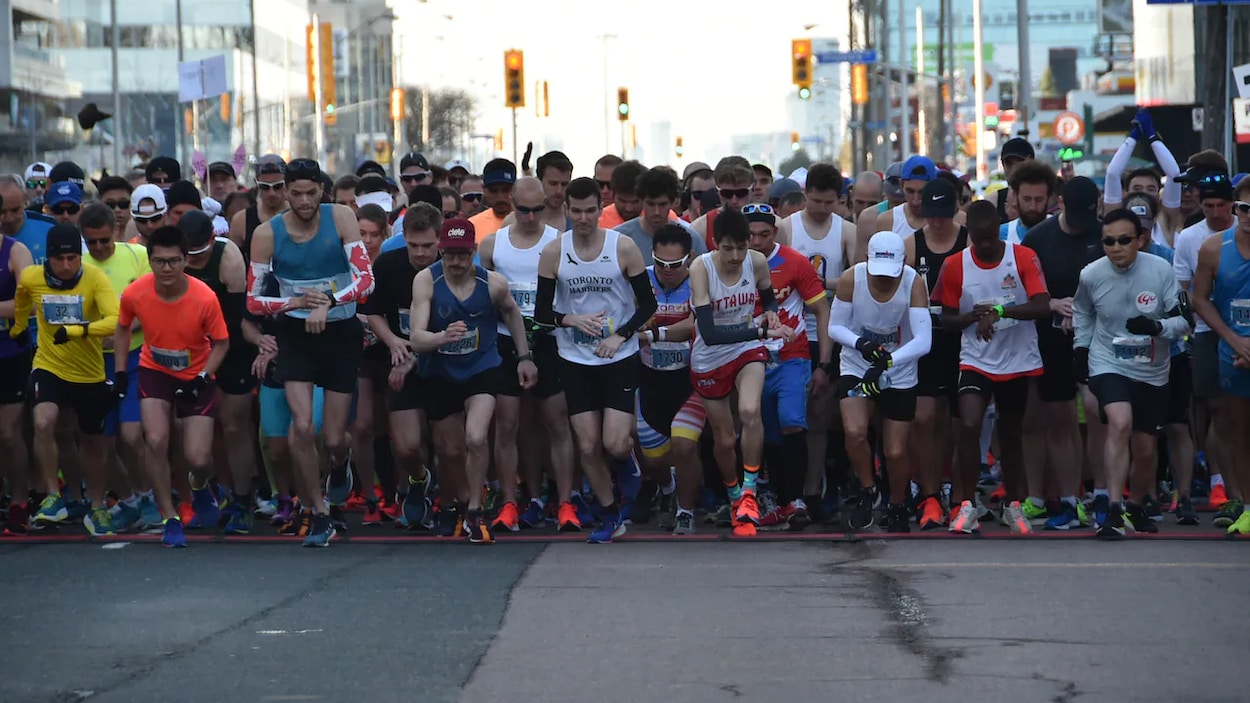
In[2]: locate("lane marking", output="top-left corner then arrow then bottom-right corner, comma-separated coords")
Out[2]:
255,629 -> 325,635
864,562 -> 1250,569
101,542 -> 131,550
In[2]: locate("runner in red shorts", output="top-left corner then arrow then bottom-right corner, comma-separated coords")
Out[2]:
688,208 -> 794,535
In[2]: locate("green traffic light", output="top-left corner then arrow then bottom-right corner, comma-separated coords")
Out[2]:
798,87 -> 811,100
618,103 -> 629,116
325,104 -> 335,114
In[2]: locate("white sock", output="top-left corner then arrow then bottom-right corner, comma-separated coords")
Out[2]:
1093,488 -> 1109,498
1062,495 -> 1078,507
1211,473 -> 1225,487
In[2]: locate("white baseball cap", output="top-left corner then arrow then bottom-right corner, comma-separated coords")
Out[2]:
444,159 -> 471,173
24,162 -> 52,182
866,231 -> 906,277
131,183 -> 168,218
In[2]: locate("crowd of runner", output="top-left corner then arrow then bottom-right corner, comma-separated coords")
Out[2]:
3,109 -> 1250,547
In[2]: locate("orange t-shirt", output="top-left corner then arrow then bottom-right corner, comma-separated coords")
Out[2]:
469,209 -> 507,238
118,273 -> 229,380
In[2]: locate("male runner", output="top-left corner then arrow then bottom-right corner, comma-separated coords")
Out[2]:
11,224 -> 117,534
615,166 -> 707,265
409,219 -> 536,544
990,137 -> 1036,223
1000,160 -> 1057,244
874,156 -> 941,243
230,155 -> 288,265
932,201 -> 1051,533
828,231 -> 932,531
1191,179 -> 1250,534
1074,209 -> 1187,536
501,151 -> 572,232
0,198 -> 33,535
599,160 -> 646,229
246,159 -> 375,548
114,225 -> 230,547
687,207 -> 793,537
127,184 -> 166,245
594,154 -> 622,208
479,177 -> 578,531
0,174 -> 53,263
468,159 -> 516,238
691,157 -> 754,248
1103,109 -> 1185,247
535,176 -> 659,544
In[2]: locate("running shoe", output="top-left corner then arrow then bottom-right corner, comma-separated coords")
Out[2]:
658,491 -> 677,531
917,495 -> 945,530
1076,500 -> 1091,528
324,462 -> 354,507
361,500 -> 383,526
270,496 -> 295,526
32,494 -> 68,525
1097,508 -> 1125,539
84,506 -> 117,536
989,484 -> 1006,504
572,494 -> 596,527
973,493 -> 994,522
1125,504 -> 1158,534
302,514 -> 336,547
344,490 -> 367,513
708,502 -> 732,528
1003,501 -> 1032,534
1020,499 -> 1048,525
520,499 -> 546,529
948,500 -> 979,534
437,504 -> 463,538
3,501 -> 30,536
492,501 -> 520,533
186,481 -> 220,530
224,505 -> 254,535
1209,483 -> 1229,509
734,491 -> 761,526
137,495 -> 163,531
1213,499 -> 1243,528
886,503 -> 910,533
1227,510 -> 1250,535
1044,501 -> 1080,531
1140,494 -> 1164,522
672,510 -> 696,535
588,509 -> 625,543
109,500 -> 141,533
556,502 -> 581,532
1175,496 -> 1200,526
617,456 -> 642,503
278,510 -> 312,537
787,499 -> 811,532
162,517 -> 187,548
402,477 -> 431,529
65,499 -> 90,522
1092,494 -> 1111,531
466,511 -> 494,544
849,487 -> 877,531
253,496 -> 278,518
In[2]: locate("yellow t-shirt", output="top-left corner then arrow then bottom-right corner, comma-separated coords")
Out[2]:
13,264 -> 119,383
84,242 -> 150,352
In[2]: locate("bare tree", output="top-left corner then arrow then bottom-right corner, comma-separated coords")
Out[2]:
402,87 -> 477,161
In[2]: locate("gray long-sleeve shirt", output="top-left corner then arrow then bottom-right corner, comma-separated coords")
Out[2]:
1073,251 -> 1189,386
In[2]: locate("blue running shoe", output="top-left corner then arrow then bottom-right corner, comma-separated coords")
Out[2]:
519,499 -> 546,528
588,509 -> 625,544
33,494 -> 68,525
1044,501 -> 1080,530
302,514 -> 336,547
572,494 -> 596,527
186,484 -> 220,529
403,478 -> 431,529
84,506 -> 117,536
224,505 -> 254,535
65,499 -> 90,521
110,501 -> 141,533
162,518 -> 187,548
1092,494 -> 1110,531
616,456 -> 642,503
324,461 -> 354,507
136,495 -> 163,532
437,504 -> 462,537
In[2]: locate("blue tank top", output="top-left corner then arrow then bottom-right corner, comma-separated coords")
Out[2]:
0,236 -> 29,357
271,204 -> 355,320
420,261 -> 500,382
1213,228 -> 1250,365
13,216 -> 52,265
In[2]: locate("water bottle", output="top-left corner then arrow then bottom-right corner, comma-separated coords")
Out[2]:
848,374 -> 891,398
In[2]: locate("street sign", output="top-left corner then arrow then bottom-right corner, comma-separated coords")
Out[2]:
816,49 -> 878,64
864,120 -> 887,130
1234,98 -> 1250,145
1192,107 -> 1205,131
1053,111 -> 1085,146
1233,62 -> 1250,100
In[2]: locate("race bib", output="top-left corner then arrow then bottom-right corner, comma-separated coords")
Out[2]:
293,278 -> 338,298
41,294 -> 85,325
649,341 -> 689,371
712,309 -> 750,332
398,308 -> 411,337
1112,335 -> 1153,364
976,296 -> 1017,331
1231,299 -> 1250,330
438,326 -> 480,355
509,282 -> 538,317
572,317 -> 615,345
861,324 -> 901,351
151,345 -> 191,371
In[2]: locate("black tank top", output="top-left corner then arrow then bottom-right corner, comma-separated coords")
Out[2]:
914,225 -> 968,294
187,240 -> 229,304
243,205 -> 261,265
996,189 -> 1010,224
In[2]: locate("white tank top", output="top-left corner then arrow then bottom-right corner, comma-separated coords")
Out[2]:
691,251 -> 763,373
554,228 -> 640,366
1151,221 -> 1168,248
789,211 -> 842,339
491,224 -> 557,336
838,263 -> 919,389
890,203 -> 914,237
955,244 -> 1042,376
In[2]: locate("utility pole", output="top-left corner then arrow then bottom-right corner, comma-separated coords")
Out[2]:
898,0 -> 910,158
1016,0 -> 1032,140
311,14 -> 327,166
973,0 -> 986,180
936,0 -> 947,160
1199,5 -> 1229,155
110,0 -> 122,172
176,0 -> 189,165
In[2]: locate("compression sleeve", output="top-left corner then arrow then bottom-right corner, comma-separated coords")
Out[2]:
1152,139 -> 1183,209
534,276 -> 558,328
1103,137 -> 1135,205
246,261 -> 290,316
758,283 -> 779,313
826,297 -> 861,349
694,304 -> 763,345
615,272 -> 659,339
888,308 -> 933,367
332,240 -> 375,304
222,291 -> 247,338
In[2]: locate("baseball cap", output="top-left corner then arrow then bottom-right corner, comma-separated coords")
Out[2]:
131,184 -> 167,219
1062,176 -> 1101,231
285,158 -> 322,184
356,160 -> 386,178
256,154 -> 287,176
482,159 -> 517,186
208,161 -> 236,178
24,162 -> 52,182
788,167 -> 808,188
1232,173 -> 1248,187
768,178 -> 802,201
46,182 -> 83,207
900,155 -> 937,182
46,224 -> 84,258
145,156 -> 182,183
866,231 -> 906,277
439,218 -> 477,251
883,161 -> 904,199
399,152 -> 430,171
1000,137 -> 1035,164
682,162 -> 711,181
165,180 -> 202,210
49,161 -> 86,187
409,185 -> 443,210
356,190 -> 393,213
919,179 -> 958,218
444,159 -> 471,173
1178,167 -> 1234,201
178,210 -> 216,255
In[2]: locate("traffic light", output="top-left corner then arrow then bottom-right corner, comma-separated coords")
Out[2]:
675,136 -> 684,157
790,132 -> 800,151
792,39 -> 812,89
851,63 -> 869,105
504,49 -> 525,109
305,23 -> 336,119
983,101 -> 999,129
798,87 -> 811,100
617,87 -> 630,121
390,88 -> 405,122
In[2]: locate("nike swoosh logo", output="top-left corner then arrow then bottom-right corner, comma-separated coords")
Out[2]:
468,312 -> 482,318
932,195 -> 946,201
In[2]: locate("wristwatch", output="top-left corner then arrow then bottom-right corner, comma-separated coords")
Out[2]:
819,361 -> 835,376
516,352 -> 534,363
326,294 -> 338,308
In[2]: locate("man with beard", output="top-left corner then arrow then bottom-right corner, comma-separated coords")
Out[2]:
1001,161 -> 1057,244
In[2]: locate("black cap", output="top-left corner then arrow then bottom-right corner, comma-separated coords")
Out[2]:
146,156 -> 182,182
49,161 -> 86,186
165,180 -> 201,209
1001,138 -> 1035,163
698,188 -> 721,212
356,160 -> 386,178
408,184 -> 442,210
920,178 -> 958,219
1062,176 -> 1101,232
46,223 -> 83,257
208,161 -> 235,178
256,154 -> 286,176
482,158 -> 517,186
178,210 -> 216,254
285,158 -> 322,184
399,152 -> 430,171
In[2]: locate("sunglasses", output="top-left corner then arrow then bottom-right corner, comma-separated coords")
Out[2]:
85,237 -> 113,246
148,176 -> 173,185
1235,201 -> 1250,215
26,179 -> 47,189
461,192 -> 483,202
653,255 -> 686,270
150,256 -> 185,268
288,158 -> 320,171
401,172 -> 431,183
718,188 -> 750,200
515,204 -> 546,215
596,180 -> 612,190
1102,235 -> 1135,247
52,205 -> 81,216
104,199 -> 130,210
133,214 -> 164,223
256,181 -> 286,192
442,211 -> 459,220
741,203 -> 775,216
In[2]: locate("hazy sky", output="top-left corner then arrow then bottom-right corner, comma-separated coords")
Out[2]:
396,0 -> 849,168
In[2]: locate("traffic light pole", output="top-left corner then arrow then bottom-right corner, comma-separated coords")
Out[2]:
311,14 -> 327,168
511,107 -> 518,165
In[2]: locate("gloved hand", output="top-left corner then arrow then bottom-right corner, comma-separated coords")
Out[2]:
1126,315 -> 1163,336
52,326 -> 71,345
858,365 -> 886,398
1073,346 -> 1090,384
1128,121 -> 1143,143
521,142 -> 534,172
1135,109 -> 1156,141
112,370 -> 129,404
854,337 -> 890,365
175,373 -> 209,402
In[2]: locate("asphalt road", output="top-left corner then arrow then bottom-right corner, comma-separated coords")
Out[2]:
1,539 -> 1246,703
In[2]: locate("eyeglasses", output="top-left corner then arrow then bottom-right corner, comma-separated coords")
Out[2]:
653,255 -> 687,270
1235,201 -> 1250,215
52,205 -> 81,216
1102,236 -> 1135,247
741,203 -> 775,216
718,187 -> 751,200
515,204 -> 546,215
103,199 -> 130,210
26,179 -> 47,190
256,181 -> 285,192
461,192 -> 483,202
596,180 -> 612,190
150,256 -> 185,268
401,171 -> 431,183
85,237 -> 113,246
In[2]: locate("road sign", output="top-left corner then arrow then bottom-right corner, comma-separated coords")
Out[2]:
1234,98 -> 1250,145
1053,111 -> 1085,146
1233,62 -> 1250,100
815,49 -> 878,65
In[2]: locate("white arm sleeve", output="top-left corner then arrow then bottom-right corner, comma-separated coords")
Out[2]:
1151,139 -> 1183,209
827,297 -> 861,349
889,308 -> 933,367
1103,137 -> 1135,205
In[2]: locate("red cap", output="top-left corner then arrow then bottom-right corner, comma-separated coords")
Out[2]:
439,218 -> 477,251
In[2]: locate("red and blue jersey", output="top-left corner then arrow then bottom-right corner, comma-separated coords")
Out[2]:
754,244 -> 825,361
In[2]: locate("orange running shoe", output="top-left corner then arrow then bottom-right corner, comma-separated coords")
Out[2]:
178,500 -> 194,526
990,484 -> 1006,503
492,501 -> 520,533
1209,484 -> 1229,509
344,491 -> 367,513
557,502 -> 581,532
361,501 -> 383,526
732,521 -> 757,537
734,492 -> 761,525
918,496 -> 945,530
